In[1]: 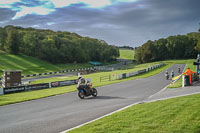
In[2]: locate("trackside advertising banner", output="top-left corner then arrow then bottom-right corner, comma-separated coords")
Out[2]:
2,79 -> 77,95
25,83 -> 50,91
59,80 -> 76,86
4,86 -> 25,94
51,82 -> 60,87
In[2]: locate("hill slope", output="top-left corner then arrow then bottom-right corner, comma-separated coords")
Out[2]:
119,49 -> 135,60
0,51 -> 92,75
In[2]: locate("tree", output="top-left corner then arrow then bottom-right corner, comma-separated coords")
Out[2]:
0,27 -> 7,50
5,27 -> 19,54
141,40 -> 155,63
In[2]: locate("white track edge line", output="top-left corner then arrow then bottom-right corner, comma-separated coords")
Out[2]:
61,90 -> 200,133
60,102 -> 140,133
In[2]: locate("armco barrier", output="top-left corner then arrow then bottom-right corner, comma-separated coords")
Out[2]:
119,63 -> 165,80
122,73 -> 126,79
129,71 -> 138,77
138,69 -> 146,74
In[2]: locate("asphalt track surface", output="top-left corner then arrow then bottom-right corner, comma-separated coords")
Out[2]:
0,64 -> 186,133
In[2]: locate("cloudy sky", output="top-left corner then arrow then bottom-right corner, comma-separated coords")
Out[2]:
0,0 -> 200,47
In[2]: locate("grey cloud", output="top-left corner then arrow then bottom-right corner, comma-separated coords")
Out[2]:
0,8 -> 16,23
0,0 -> 200,46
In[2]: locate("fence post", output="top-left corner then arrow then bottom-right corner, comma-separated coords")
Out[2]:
182,75 -> 185,87
49,82 -> 52,88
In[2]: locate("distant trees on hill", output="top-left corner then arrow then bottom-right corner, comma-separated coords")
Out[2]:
0,25 -> 119,63
135,33 -> 200,63
118,45 -> 134,50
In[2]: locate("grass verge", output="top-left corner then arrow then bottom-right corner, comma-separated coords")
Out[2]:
0,86 -> 76,106
0,61 -> 170,106
68,93 -> 200,133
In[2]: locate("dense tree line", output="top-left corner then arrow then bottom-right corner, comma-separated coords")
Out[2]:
135,33 -> 200,63
118,45 -> 134,50
0,25 -> 119,63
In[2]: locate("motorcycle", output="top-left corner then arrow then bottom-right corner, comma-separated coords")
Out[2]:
77,80 -> 97,99
178,68 -> 181,73
165,73 -> 169,80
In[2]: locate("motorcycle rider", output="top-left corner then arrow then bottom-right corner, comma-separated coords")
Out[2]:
178,67 -> 181,73
165,71 -> 169,80
171,70 -> 174,79
77,74 -> 88,92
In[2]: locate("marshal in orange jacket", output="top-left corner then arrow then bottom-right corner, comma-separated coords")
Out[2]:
183,68 -> 196,84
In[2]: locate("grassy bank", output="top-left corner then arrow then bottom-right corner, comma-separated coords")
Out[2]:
68,93 -> 200,133
0,51 -> 93,75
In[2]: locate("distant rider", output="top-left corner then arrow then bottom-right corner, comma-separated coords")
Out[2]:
178,67 -> 181,73
165,71 -> 169,80
171,70 -> 174,79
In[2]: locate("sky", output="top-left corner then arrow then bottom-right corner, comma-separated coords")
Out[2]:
0,0 -> 200,47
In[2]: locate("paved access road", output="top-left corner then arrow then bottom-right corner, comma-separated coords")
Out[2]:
0,64 -> 185,133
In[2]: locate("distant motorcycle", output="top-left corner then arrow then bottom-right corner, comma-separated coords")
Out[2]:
77,80 -> 97,99
178,67 -> 181,73
165,72 -> 169,80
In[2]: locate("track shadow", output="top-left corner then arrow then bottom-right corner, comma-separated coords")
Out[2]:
192,81 -> 200,86
86,96 -> 126,100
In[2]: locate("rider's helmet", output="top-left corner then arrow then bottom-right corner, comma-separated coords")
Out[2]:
78,73 -> 82,79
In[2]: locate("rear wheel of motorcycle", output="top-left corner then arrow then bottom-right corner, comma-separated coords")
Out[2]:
78,92 -> 85,99
92,88 -> 97,97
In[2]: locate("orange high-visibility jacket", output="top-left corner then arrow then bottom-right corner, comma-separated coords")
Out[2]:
184,69 -> 196,76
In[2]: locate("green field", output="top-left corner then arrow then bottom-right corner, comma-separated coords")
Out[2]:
119,49 -> 135,60
0,51 -> 93,75
68,93 -> 200,133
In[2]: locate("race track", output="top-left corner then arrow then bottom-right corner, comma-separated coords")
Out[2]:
0,64 -> 186,133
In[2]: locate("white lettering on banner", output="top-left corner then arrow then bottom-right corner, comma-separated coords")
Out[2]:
4,87 -> 25,93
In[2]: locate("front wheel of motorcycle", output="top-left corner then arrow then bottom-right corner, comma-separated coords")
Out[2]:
92,88 -> 97,97
78,91 -> 85,99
